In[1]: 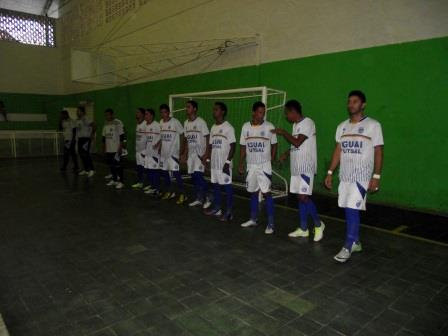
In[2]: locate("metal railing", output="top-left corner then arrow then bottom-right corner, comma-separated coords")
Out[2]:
0,131 -> 63,158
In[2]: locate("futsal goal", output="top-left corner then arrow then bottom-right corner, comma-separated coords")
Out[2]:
169,86 -> 289,199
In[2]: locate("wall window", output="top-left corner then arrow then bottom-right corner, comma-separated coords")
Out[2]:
0,8 -> 55,47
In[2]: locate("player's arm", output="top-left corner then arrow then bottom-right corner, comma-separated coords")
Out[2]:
324,143 -> 341,190
180,134 -> 187,161
90,121 -> 97,140
368,145 -> 384,192
201,134 -> 210,163
238,145 -> 246,175
272,128 -> 308,148
223,142 -> 236,175
278,149 -> 290,163
271,143 -> 277,162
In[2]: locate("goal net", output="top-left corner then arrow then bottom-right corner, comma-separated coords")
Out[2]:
169,86 -> 289,199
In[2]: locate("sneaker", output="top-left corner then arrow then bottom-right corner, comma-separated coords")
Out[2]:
265,224 -> 274,235
143,185 -> 152,191
144,188 -> 156,194
203,198 -> 212,209
212,209 -> 223,217
288,228 -> 309,238
105,174 -> 113,179
152,190 -> 161,198
241,219 -> 258,228
313,222 -> 325,242
87,170 -> 95,178
334,247 -> 351,263
78,170 -> 87,176
132,182 -> 143,189
106,180 -> 117,186
351,241 -> 362,253
176,194 -> 187,205
204,208 -> 220,216
219,212 -> 233,222
189,199 -> 202,207
161,192 -> 174,200
115,182 -> 124,189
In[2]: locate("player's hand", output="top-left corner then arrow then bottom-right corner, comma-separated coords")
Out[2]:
271,128 -> 286,135
368,178 -> 380,193
223,163 -> 230,175
324,174 -> 333,190
238,162 -> 245,175
278,152 -> 288,164
180,152 -> 187,163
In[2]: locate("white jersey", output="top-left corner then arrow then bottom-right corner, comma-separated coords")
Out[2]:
290,117 -> 317,175
240,121 -> 277,165
160,117 -> 184,159
145,120 -> 161,158
102,118 -> 124,153
184,117 -> 209,158
61,118 -> 76,141
210,121 -> 236,170
336,116 -> 384,183
76,116 -> 93,138
135,121 -> 147,152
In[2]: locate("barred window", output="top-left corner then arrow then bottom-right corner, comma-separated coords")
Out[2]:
0,8 -> 55,47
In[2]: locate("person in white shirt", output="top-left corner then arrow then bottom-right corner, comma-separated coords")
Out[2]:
132,108 -> 147,189
158,104 -> 187,204
76,106 -> 96,177
325,90 -> 384,263
239,101 -> 278,234
203,102 -> 236,221
182,100 -> 211,209
102,108 -> 126,189
273,100 -> 325,241
143,108 -> 161,196
59,109 -> 79,173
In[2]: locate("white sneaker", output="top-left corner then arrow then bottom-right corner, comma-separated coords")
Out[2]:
132,182 -> 143,189
87,170 -> 95,178
189,200 -> 202,207
143,185 -> 152,191
106,180 -> 117,186
105,174 -> 113,179
144,188 -> 156,194
313,222 -> 325,242
334,247 -> 351,263
203,198 -> 212,209
351,241 -> 363,253
288,228 -> 309,238
241,219 -> 258,228
78,170 -> 87,176
264,225 -> 274,235
115,182 -> 124,189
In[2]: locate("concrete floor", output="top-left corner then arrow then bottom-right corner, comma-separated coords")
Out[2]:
0,158 -> 447,336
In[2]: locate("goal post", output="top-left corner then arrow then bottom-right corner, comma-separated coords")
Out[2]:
169,86 -> 289,199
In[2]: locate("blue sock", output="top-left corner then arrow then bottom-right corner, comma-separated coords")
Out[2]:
212,183 -> 221,210
146,169 -> 152,184
136,165 -> 144,183
250,193 -> 258,221
199,172 -> 208,200
299,201 -> 308,230
173,171 -> 184,192
224,184 -> 233,215
265,194 -> 274,227
191,172 -> 200,200
150,169 -> 160,191
344,208 -> 360,249
307,200 -> 321,227
162,170 -> 171,190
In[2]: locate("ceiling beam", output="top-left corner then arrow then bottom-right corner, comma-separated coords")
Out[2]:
42,0 -> 54,16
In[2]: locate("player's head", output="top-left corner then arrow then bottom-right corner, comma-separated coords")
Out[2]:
60,109 -> 69,120
136,107 -> 145,122
347,90 -> 366,115
186,100 -> 198,119
76,105 -> 86,118
284,99 -> 302,123
104,108 -> 114,121
251,101 -> 265,124
145,108 -> 155,123
159,103 -> 170,120
213,102 -> 227,122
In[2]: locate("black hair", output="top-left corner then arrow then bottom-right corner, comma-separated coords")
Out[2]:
159,103 -> 170,111
61,109 -> 69,117
145,108 -> 155,117
187,100 -> 198,110
214,102 -> 227,117
105,108 -> 114,114
78,106 -> 86,113
137,107 -> 145,114
252,101 -> 265,111
0,101 -> 4,108
348,90 -> 366,103
284,99 -> 302,114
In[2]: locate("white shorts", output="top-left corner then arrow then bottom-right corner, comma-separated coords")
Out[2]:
187,155 -> 204,174
160,155 -> 180,171
136,151 -> 146,166
290,174 -> 314,195
144,153 -> 160,170
338,180 -> 369,211
246,162 -> 272,194
211,168 -> 232,185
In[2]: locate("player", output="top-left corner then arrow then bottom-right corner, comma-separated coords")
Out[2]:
59,110 -> 79,173
143,108 -> 161,196
159,104 -> 187,204
76,106 -> 96,177
204,102 -> 236,221
325,90 -> 384,263
132,108 -> 147,189
102,108 -> 126,189
182,100 -> 211,209
239,101 -> 278,234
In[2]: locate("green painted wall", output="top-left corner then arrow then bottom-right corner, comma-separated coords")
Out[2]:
1,36 -> 447,214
